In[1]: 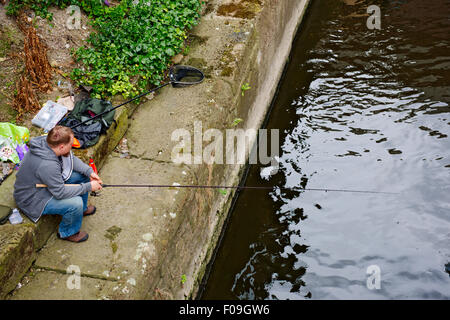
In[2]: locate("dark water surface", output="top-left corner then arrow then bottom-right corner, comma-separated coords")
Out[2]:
201,0 -> 450,299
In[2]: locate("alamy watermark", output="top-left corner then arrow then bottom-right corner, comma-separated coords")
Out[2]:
171,121 -> 280,170
367,5 -> 381,30
66,264 -> 81,290
366,265 -> 381,290
66,5 -> 81,30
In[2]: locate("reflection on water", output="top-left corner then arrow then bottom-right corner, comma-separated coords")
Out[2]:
202,0 -> 450,299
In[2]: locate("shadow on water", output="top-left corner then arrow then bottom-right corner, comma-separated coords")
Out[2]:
200,0 -> 450,299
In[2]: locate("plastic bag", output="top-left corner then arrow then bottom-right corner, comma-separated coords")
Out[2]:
0,122 -> 30,164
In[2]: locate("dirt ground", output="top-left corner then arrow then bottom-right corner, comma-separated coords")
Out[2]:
0,6 -> 24,123
0,2 -> 94,130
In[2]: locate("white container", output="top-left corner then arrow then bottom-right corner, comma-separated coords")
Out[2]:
32,101 -> 68,132
9,208 -> 23,225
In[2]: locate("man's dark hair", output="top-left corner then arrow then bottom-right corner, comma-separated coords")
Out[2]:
47,126 -> 74,147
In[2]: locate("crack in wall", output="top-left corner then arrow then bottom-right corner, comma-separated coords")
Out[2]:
34,264 -> 119,282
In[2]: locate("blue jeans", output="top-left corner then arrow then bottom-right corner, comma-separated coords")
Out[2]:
42,172 -> 90,238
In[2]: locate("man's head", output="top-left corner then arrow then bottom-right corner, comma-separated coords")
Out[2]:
47,126 -> 74,157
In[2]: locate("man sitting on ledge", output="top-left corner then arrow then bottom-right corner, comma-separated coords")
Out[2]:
13,126 -> 103,243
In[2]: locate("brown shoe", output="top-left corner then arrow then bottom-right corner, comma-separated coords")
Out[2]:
58,231 -> 89,243
83,205 -> 96,216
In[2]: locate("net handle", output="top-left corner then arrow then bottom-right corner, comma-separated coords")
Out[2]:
68,65 -> 204,129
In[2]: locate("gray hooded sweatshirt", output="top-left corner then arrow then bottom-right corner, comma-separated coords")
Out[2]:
13,136 -> 93,222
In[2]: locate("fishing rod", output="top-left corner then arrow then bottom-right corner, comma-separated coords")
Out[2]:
36,183 -> 398,195
67,65 -> 205,130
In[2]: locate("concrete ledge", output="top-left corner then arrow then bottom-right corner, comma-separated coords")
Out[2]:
0,216 -> 59,298
153,0 -> 312,299
0,103 -> 130,299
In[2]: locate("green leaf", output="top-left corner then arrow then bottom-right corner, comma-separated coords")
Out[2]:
241,82 -> 251,96
232,118 -> 243,126
165,48 -> 175,56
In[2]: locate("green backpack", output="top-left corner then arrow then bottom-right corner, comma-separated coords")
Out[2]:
60,98 -> 116,148
69,98 -> 116,134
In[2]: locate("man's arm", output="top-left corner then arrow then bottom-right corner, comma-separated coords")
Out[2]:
72,153 -> 94,177
37,161 -> 92,200
72,154 -> 102,184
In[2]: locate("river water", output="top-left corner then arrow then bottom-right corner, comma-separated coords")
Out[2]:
201,0 -> 450,299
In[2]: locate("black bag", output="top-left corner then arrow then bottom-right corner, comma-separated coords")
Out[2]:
0,204 -> 12,225
60,98 -> 116,149
60,118 -> 102,149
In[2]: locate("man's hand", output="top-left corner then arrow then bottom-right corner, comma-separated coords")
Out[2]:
90,172 -> 103,184
91,180 -> 103,192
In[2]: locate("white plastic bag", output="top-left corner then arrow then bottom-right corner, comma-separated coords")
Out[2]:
9,208 -> 23,225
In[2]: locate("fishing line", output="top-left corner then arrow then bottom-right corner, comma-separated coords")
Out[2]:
100,184 -> 398,195
36,183 -> 398,194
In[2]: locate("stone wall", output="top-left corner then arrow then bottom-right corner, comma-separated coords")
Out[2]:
143,0 -> 312,299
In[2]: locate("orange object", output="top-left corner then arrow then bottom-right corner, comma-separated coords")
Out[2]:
72,137 -> 81,148
89,159 -> 98,174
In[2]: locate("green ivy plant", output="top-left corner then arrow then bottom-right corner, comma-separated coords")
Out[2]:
7,0 -> 204,99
